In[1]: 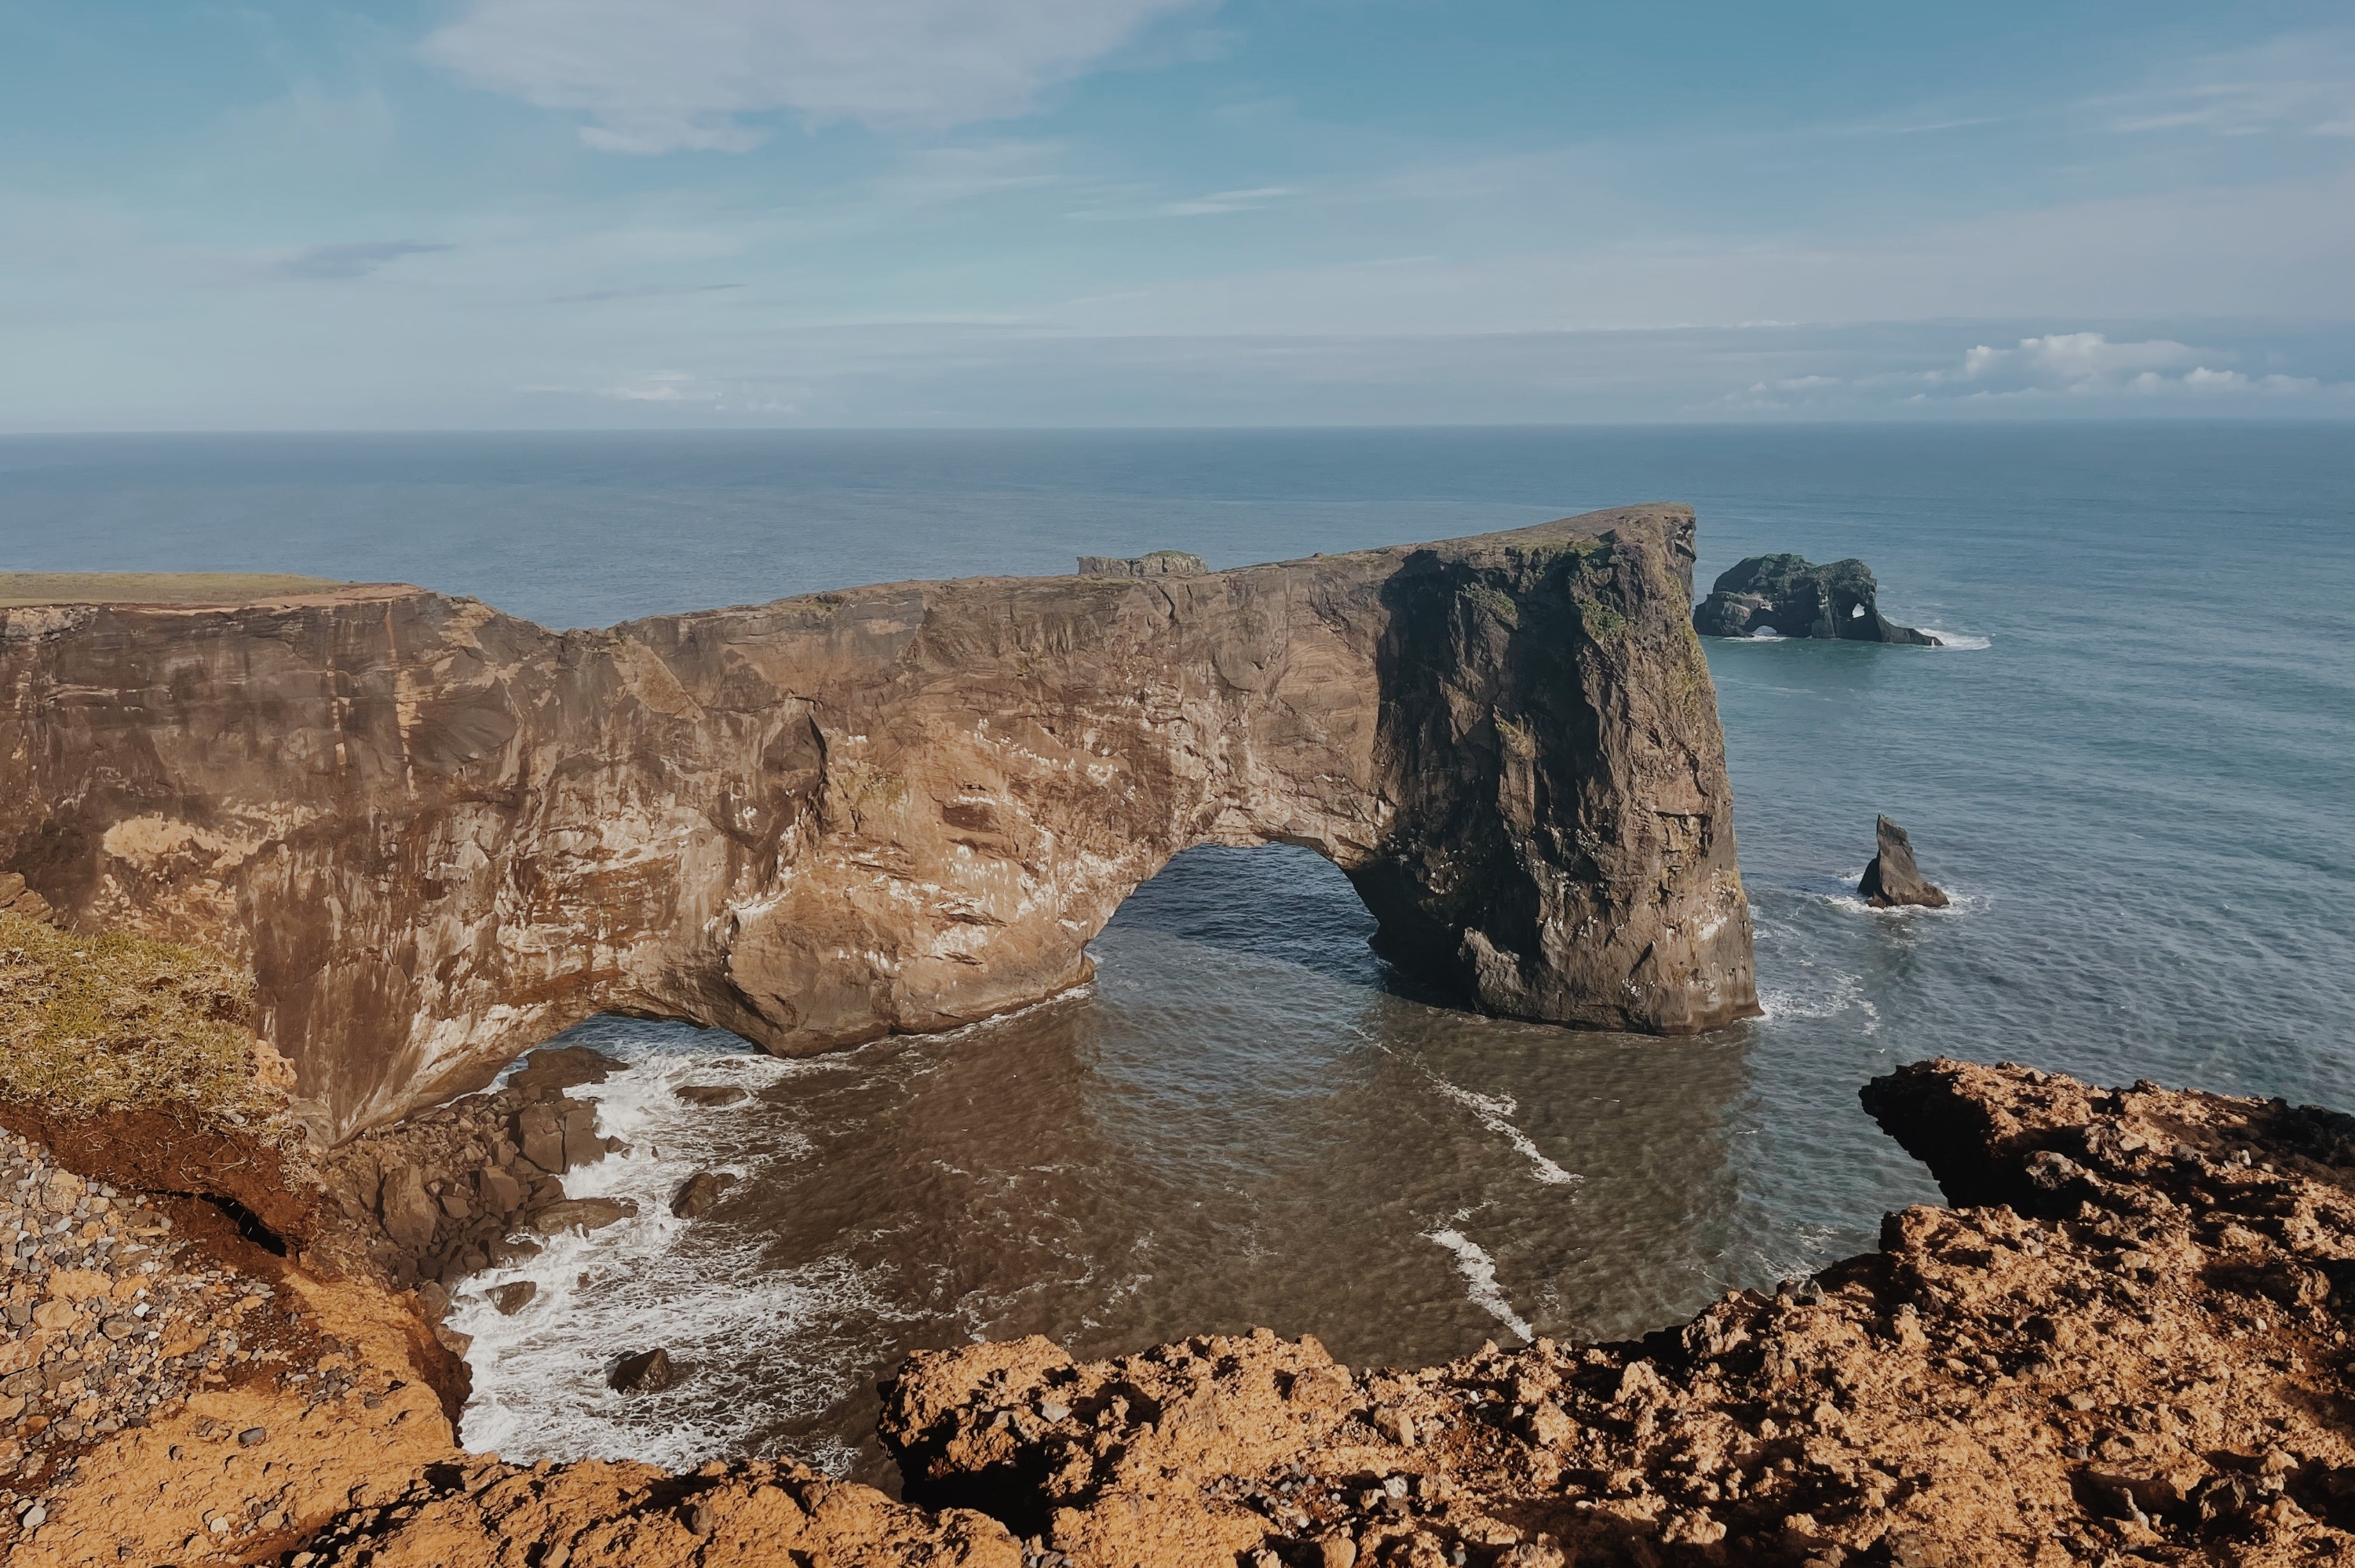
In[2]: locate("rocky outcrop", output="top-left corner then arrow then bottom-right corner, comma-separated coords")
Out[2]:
1859,814 -> 1950,909
1076,551 -> 1206,578
1693,553 -> 1941,645
311,1048 -> 635,1290
13,1051 -> 2355,1564
0,505 -> 1754,1139
881,1059 -> 2355,1566
0,871 -> 52,924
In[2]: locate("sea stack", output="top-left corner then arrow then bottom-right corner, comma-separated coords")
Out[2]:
1859,815 -> 1950,908
1694,553 -> 1941,644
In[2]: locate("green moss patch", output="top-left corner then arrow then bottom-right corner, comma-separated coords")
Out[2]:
0,910 -> 287,1128
0,571 -> 348,608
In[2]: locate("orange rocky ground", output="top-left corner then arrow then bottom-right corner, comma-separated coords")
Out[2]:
5,1059 -> 2354,1566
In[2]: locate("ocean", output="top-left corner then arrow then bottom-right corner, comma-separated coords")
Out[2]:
3,423 -> 2350,1483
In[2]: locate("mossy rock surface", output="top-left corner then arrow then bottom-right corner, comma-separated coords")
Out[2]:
0,910 -> 287,1126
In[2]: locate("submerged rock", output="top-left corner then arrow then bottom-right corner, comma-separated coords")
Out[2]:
528,1196 -> 637,1235
1693,552 -> 1941,644
1859,814 -> 1950,908
670,1169 -> 736,1219
608,1347 -> 676,1393
674,1083 -> 748,1107
488,1280 -> 537,1315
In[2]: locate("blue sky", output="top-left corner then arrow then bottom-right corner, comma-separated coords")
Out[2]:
4,0 -> 2353,427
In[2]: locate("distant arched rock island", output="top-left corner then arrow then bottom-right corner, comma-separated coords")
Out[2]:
0,504 -> 1757,1139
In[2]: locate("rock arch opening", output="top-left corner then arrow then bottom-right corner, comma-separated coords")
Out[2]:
1102,843 -> 1378,987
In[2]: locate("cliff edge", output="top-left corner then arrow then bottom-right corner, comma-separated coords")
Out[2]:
0,505 -> 1755,1138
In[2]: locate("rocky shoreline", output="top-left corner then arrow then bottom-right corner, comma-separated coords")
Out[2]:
7,1034 -> 2354,1565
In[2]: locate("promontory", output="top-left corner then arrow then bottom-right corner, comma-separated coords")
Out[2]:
0,504 -> 1758,1140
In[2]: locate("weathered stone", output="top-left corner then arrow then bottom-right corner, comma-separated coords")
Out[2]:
508,1046 -> 621,1096
378,1165 -> 437,1252
1693,553 -> 1941,644
0,506 -> 1755,1137
673,1085 -> 747,1107
1859,815 -> 1949,909
559,1104 -> 601,1172
607,1347 -> 674,1393
668,1170 -> 734,1220
515,1103 -> 565,1175
1076,550 -> 1205,578
477,1166 -> 524,1216
527,1198 -> 637,1236
488,1281 -> 536,1316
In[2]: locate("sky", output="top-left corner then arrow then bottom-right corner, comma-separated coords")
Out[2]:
3,0 -> 2353,428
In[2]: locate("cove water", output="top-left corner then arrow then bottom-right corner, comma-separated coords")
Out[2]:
4,424 -> 2350,1485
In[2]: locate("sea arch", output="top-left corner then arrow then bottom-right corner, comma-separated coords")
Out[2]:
0,505 -> 1756,1140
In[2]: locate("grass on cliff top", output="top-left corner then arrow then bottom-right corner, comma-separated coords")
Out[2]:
0,909 -> 290,1128
0,571 -> 349,607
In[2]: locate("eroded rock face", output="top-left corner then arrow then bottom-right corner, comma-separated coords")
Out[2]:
1693,553 -> 1941,645
0,505 -> 1754,1139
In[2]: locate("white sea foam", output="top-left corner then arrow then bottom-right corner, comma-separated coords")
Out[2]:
1425,1076 -> 1581,1186
1757,970 -> 1880,1033
1921,627 -> 1992,651
449,1041 -> 894,1474
1424,1219 -> 1533,1341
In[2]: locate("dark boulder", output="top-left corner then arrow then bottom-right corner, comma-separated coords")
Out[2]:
1694,554 -> 1940,645
674,1084 -> 748,1107
608,1347 -> 676,1392
1859,815 -> 1950,908
670,1169 -> 736,1219
489,1280 -> 537,1315
509,1045 -> 623,1094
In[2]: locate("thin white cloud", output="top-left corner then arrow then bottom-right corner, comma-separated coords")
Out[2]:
1911,333 -> 2335,400
424,0 -> 1206,154
597,371 -> 721,402
1158,185 -> 1297,217
2098,31 -> 2355,138
276,241 -> 451,280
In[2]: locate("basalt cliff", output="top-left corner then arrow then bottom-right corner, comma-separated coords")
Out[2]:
0,505 -> 1755,1140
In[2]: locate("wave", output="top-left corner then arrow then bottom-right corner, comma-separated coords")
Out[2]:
1756,970 -> 1881,1033
1922,627 -> 1992,651
449,1040 -> 893,1475
1423,1218 -> 1533,1341
1423,1075 -> 1581,1187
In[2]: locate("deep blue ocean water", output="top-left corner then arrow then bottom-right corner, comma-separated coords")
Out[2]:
4,424 -> 2350,1475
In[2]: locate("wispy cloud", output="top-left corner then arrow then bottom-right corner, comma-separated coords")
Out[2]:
1158,185 -> 1296,217
2098,31 -> 2355,137
424,0 -> 1208,154
1729,330 -> 2346,413
551,283 -> 745,304
276,241 -> 451,280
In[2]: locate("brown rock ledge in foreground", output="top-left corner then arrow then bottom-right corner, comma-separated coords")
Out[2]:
880,1060 -> 2355,1567
0,505 -> 1754,1138
9,1040 -> 2355,1564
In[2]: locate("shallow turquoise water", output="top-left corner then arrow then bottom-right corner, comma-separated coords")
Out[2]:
4,423 -> 2349,1476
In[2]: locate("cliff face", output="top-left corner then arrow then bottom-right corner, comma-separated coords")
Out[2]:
0,505 -> 1754,1138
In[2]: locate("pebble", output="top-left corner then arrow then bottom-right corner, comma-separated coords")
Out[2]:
0,1128 -> 356,1526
